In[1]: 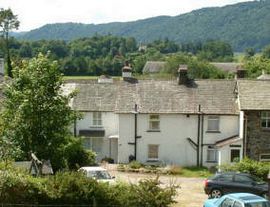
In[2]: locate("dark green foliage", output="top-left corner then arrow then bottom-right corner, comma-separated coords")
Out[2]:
244,56 -> 270,78
15,1 -> 270,51
197,41 -> 233,62
0,8 -> 20,77
245,47 -> 255,58
165,53 -> 226,79
64,138 -> 96,170
0,164 -> 177,207
1,54 -> 80,170
262,45 -> 270,59
220,157 -> 270,181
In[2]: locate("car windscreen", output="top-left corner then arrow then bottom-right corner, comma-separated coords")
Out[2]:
88,170 -> 112,179
245,201 -> 270,207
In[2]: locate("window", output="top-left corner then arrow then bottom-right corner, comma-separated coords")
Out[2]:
221,198 -> 234,207
149,114 -> 160,130
207,148 -> 218,162
234,175 -> 254,184
83,137 -> 103,153
207,116 -> 220,132
231,149 -> 240,162
261,111 -> 270,129
260,154 -> 270,162
93,112 -> 102,126
217,174 -> 233,182
148,144 -> 159,160
234,201 -> 243,207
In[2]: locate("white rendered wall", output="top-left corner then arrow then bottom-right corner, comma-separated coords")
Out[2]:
76,112 -> 119,162
119,113 -> 239,167
202,115 -> 239,168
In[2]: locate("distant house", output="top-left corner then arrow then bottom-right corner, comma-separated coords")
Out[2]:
142,61 -> 166,74
210,62 -> 242,73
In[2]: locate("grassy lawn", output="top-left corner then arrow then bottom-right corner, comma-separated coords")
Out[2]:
179,166 -> 213,178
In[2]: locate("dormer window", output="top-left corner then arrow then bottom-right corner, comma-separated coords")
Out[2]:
149,114 -> 160,131
261,111 -> 270,129
92,112 -> 102,127
207,116 -> 220,132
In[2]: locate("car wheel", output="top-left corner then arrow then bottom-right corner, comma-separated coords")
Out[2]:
210,189 -> 222,198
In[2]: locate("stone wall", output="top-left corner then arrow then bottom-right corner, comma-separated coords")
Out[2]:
246,111 -> 270,160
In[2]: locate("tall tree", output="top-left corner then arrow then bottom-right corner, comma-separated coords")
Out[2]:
1,53 -> 78,170
0,8 -> 20,77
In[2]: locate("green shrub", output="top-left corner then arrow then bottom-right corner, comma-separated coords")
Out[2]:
127,177 -> 178,207
220,158 -> 270,180
0,164 -> 177,207
129,160 -> 143,169
0,166 -> 47,204
64,138 -> 96,170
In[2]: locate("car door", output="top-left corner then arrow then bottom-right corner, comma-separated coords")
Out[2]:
217,174 -> 235,194
233,175 -> 256,194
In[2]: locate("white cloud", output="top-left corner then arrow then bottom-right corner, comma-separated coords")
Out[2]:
0,0 -> 251,31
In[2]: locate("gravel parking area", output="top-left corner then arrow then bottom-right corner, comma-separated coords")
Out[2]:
104,164 -> 207,207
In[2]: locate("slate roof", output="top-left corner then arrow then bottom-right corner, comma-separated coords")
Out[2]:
65,79 -> 238,115
238,80 -> 270,110
210,62 -> 242,73
143,61 -> 166,73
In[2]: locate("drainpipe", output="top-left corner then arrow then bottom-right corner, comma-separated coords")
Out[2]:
74,118 -> 77,137
244,113 -> 248,158
134,104 -> 138,160
200,113 -> 204,167
197,105 -> 201,167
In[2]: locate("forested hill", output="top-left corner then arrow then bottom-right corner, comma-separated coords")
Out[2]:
17,0 -> 270,51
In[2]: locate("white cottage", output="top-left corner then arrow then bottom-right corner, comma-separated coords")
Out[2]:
64,66 -> 243,167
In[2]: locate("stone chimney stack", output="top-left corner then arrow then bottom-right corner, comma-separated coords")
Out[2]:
236,66 -> 246,79
122,61 -> 132,81
178,64 -> 188,85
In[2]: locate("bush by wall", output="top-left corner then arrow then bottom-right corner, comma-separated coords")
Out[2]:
220,157 -> 270,180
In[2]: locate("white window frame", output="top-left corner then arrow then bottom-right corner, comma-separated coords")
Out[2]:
92,112 -> 102,127
261,111 -> 270,129
260,154 -> 270,162
148,144 -> 159,160
207,116 -> 220,132
207,148 -> 218,162
149,114 -> 160,131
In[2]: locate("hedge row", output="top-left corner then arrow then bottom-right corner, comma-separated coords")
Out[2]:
0,165 -> 177,207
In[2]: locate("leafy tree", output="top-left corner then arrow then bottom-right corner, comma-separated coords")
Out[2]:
262,45 -> 270,59
244,47 -> 255,58
1,53 -> 79,170
198,40 -> 233,62
244,56 -> 270,78
0,8 -> 20,77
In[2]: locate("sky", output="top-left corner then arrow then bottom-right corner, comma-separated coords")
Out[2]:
1,0 -> 251,32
